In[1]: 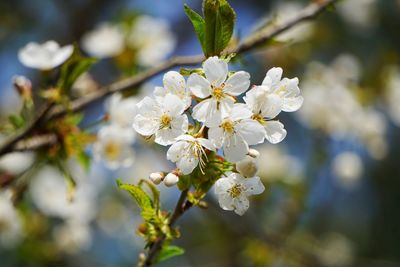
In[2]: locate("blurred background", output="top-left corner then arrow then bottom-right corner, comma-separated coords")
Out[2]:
1,0 -> 400,266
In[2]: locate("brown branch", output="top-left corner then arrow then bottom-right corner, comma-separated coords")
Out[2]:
0,0 -> 338,156
142,189 -> 193,267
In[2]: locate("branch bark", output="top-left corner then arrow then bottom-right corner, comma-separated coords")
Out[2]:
0,0 -> 338,156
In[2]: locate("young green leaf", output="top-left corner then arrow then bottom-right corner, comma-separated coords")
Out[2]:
116,179 -> 154,211
203,0 -> 236,56
155,245 -> 185,264
184,4 -> 206,53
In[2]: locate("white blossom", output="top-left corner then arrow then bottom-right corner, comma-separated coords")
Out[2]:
93,124 -> 135,169
127,15 -> 176,66
106,93 -> 138,128
0,190 -> 23,248
188,56 -> 251,127
332,152 -> 363,189
153,71 -> 192,109
167,135 -> 215,175
53,221 -> 92,254
133,94 -> 188,146
0,151 -> 35,175
208,104 -> 265,162
164,172 -> 179,187
385,66 -> 400,126
82,23 -> 125,58
215,172 -> 265,216
18,40 -> 73,70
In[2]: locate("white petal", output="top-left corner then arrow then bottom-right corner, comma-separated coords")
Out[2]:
233,195 -> 249,216
218,193 -> 235,211
243,176 -> 265,195
133,114 -> 158,136
162,94 -> 186,116
51,45 -> 74,68
203,56 -> 228,87
215,177 -> 233,194
192,99 -> 221,127
208,126 -> 224,148
166,141 -> 187,163
163,71 -> 186,94
224,71 -> 250,96
177,155 -> 199,175
153,86 -> 167,99
137,96 -> 160,116
171,114 -> 189,134
223,135 -> 248,162
198,138 -> 215,151
187,73 -> 211,98
265,67 -> 283,87
230,104 -> 252,121
283,95 -> 304,112
219,97 -> 235,119
261,94 -> 283,119
236,119 -> 266,145
264,121 -> 287,144
155,128 -> 183,146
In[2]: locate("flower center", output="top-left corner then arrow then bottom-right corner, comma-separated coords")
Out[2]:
228,184 -> 243,198
105,142 -> 121,161
212,87 -> 225,101
221,119 -> 235,134
159,114 -> 172,129
252,113 -> 265,124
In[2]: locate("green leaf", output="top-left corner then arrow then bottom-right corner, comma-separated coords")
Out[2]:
203,0 -> 236,56
116,179 -> 154,211
138,179 -> 160,211
76,151 -> 91,172
155,245 -> 185,264
58,48 -> 97,92
184,4 -> 206,53
8,114 -> 25,129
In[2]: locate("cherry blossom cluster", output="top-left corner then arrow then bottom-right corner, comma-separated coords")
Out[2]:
132,56 -> 303,215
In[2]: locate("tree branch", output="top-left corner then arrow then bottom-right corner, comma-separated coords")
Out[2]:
142,189 -> 193,267
0,0 -> 338,156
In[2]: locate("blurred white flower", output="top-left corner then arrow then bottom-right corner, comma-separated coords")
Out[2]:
167,135 -> 215,175
0,151 -> 35,175
0,190 -> 23,248
106,93 -> 138,128
82,23 -> 125,58
208,104 -> 265,162
127,15 -> 176,66
255,2 -> 314,42
30,165 -> 98,223
297,56 -> 387,159
257,144 -> 303,184
71,73 -> 98,97
215,172 -> 265,216
385,66 -> 400,126
332,152 -> 363,189
188,57 -> 250,127
133,94 -> 188,146
154,71 -> 192,109
18,40 -> 73,70
93,124 -> 135,169
53,221 -> 92,254
318,232 -> 355,267
338,0 -> 377,29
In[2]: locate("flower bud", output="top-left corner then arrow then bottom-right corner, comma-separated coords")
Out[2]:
163,173 -> 179,187
149,172 -> 164,185
236,155 -> 258,178
13,75 -> 32,102
248,149 -> 260,158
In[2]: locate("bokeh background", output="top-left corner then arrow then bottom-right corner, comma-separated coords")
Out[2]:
1,0 -> 400,266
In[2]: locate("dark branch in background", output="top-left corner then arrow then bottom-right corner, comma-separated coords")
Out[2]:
0,0 -> 339,157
